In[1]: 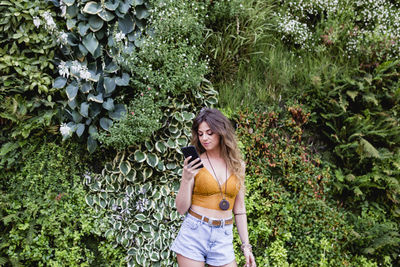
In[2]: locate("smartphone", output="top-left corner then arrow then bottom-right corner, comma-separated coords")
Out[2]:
181,145 -> 204,169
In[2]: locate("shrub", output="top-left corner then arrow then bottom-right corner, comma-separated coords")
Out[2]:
0,141 -> 125,266
273,0 -> 400,62
302,60 -> 400,263
118,0 -> 209,97
97,93 -> 163,150
0,0 -> 62,172
233,105 -> 364,266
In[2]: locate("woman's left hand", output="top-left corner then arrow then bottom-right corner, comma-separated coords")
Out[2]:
243,249 -> 256,267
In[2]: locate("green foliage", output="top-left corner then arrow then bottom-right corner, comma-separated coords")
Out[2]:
234,106 -> 365,266
0,141 -> 125,266
274,0 -> 400,62
97,93 -> 163,150
303,60 -> 400,263
118,0 -> 209,97
0,0 -> 62,172
44,0 -> 152,153
85,82 -> 218,266
204,0 -> 275,83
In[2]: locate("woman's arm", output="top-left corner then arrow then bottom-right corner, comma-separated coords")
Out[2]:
233,188 -> 256,267
175,157 -> 201,215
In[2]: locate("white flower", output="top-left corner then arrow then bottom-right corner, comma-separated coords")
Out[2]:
42,11 -> 56,31
115,31 -> 126,42
79,65 -> 91,81
33,16 -> 41,28
60,0 -> 67,17
70,60 -> 81,73
59,31 -> 68,45
60,123 -> 72,137
58,61 -> 69,78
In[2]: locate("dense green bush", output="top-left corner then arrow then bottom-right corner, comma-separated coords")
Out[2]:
233,105 -> 377,266
96,93 -> 163,150
41,0 -> 152,153
0,141 -> 125,266
302,60 -> 400,264
274,0 -> 400,62
118,0 -> 209,97
0,0 -> 62,171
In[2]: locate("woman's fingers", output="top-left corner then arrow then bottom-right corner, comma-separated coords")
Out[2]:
191,158 -> 202,169
185,158 -> 201,169
183,156 -> 192,167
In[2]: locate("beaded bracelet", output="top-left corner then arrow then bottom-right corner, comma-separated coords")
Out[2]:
240,242 -> 253,252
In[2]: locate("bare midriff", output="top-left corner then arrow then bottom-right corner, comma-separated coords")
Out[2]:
190,204 -> 233,219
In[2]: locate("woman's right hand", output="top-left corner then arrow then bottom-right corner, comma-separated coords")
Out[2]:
182,156 -> 202,182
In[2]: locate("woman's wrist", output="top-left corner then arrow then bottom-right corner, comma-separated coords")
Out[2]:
241,242 -> 253,253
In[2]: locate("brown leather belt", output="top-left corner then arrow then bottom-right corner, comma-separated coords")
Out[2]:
189,209 -> 233,226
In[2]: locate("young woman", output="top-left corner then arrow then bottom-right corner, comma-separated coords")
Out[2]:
171,108 -> 256,267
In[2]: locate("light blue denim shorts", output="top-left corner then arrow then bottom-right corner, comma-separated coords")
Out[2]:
170,213 -> 235,266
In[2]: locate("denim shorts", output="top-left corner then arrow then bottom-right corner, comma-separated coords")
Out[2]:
170,213 -> 235,266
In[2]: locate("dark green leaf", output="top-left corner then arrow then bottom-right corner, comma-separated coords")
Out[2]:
98,10 -> 115,21
76,123 -> 85,137
109,104 -> 126,120
119,0 -> 131,14
67,18 -> 77,30
67,5 -> 79,17
78,44 -> 88,56
71,110 -> 83,123
53,77 -> 67,89
89,125 -> 98,136
87,136 -> 98,153
78,22 -> 90,36
100,117 -> 113,131
64,0 -> 75,6
89,15 -> 104,32
105,61 -> 119,73
134,0 -> 144,5
80,102 -> 90,117
82,32 -> 99,56
81,82 -> 92,93
68,99 -> 77,110
104,77 -> 116,94
87,93 -> 104,103
102,98 -> 114,110
118,14 -> 135,34
66,81 -> 79,101
116,73 -> 130,86
135,6 -> 149,20
105,0 -> 119,11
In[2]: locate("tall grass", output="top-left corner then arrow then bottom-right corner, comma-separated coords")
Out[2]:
205,0 -> 359,112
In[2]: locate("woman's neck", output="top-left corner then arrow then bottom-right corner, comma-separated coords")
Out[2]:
205,147 -> 221,159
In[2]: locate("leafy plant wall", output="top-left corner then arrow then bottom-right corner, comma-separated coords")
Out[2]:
84,84 -> 218,266
304,60 -> 400,262
0,0 -> 60,170
44,0 -> 152,153
82,0 -> 216,266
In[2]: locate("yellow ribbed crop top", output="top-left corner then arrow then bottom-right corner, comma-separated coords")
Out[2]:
191,167 -> 240,210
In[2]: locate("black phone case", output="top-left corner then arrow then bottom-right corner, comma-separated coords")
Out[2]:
181,146 -> 204,169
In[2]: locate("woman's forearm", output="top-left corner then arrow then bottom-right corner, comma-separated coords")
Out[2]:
175,178 -> 194,215
235,213 -> 250,244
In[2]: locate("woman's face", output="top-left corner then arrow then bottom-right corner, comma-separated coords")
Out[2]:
197,121 -> 220,152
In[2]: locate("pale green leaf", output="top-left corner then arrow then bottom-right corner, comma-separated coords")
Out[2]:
83,1 -> 102,14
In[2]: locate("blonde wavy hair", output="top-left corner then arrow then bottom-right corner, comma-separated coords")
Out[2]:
191,108 -> 245,190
